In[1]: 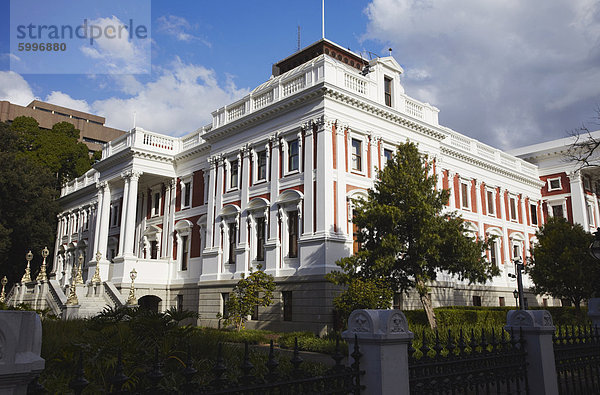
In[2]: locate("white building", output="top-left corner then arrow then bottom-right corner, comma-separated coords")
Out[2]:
13,39 -> 549,332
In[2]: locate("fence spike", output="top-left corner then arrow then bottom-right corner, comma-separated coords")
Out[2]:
490,328 -> 498,352
146,346 -> 164,390
69,351 -> 89,395
211,343 -> 228,389
433,329 -> 443,357
265,339 -> 279,382
480,327 -> 488,352
351,334 -> 362,371
408,338 -> 417,360
291,337 -> 304,376
469,328 -> 478,353
500,328 -> 508,350
332,336 -> 344,370
110,349 -> 129,393
421,329 -> 431,359
240,341 -> 255,385
181,343 -> 197,392
458,329 -> 467,355
509,327 -> 518,349
446,329 -> 455,357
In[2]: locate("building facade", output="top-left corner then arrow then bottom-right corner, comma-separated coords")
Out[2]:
39,40 -> 550,332
0,100 -> 125,152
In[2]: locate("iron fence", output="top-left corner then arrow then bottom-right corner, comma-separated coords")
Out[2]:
29,337 -> 363,395
408,328 -> 529,394
554,325 -> 600,395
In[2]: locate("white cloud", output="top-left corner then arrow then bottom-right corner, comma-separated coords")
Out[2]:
79,16 -> 150,74
157,15 -> 211,47
0,71 -> 36,105
363,0 -> 600,149
45,91 -> 91,114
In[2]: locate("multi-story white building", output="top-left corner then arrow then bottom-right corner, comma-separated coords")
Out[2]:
14,39 -> 550,332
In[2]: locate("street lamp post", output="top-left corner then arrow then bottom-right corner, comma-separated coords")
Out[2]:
513,289 -> 519,308
514,259 -> 525,310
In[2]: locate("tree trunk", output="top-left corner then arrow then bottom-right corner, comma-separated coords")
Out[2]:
416,277 -> 437,330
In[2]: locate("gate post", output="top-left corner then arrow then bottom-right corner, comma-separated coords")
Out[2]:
588,298 -> 600,328
342,309 -> 413,395
0,311 -> 45,394
505,309 -> 558,395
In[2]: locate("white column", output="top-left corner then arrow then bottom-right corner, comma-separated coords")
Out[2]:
302,123 -> 314,235
475,180 -> 484,236
214,158 -> 225,260
239,147 -> 251,273
593,193 -> 600,229
370,134 -> 379,178
97,182 -> 111,259
205,157 -> 217,249
165,178 -> 176,258
499,188 -> 510,266
569,172 -> 588,227
447,171 -> 455,209
92,188 -> 102,256
315,119 -> 334,234
266,135 -> 281,275
123,171 -> 141,256
118,174 -> 130,257
336,126 -> 348,235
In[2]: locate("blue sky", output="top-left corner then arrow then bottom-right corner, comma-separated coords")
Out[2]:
1,0 -> 599,150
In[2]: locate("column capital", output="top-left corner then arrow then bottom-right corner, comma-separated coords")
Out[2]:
301,121 -> 313,135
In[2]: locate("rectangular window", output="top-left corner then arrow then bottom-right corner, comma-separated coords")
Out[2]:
499,297 -> 505,307
509,197 -> 517,220
221,293 -> 230,318
181,235 -> 189,271
487,190 -> 495,215
552,204 -> 564,218
351,139 -> 362,171
183,181 -> 191,207
461,182 -> 469,208
513,244 -> 521,260
230,160 -> 238,189
530,203 -> 538,225
548,178 -> 561,191
150,240 -> 158,260
257,151 -> 267,181
584,176 -> 591,191
288,211 -> 298,258
384,76 -> 392,106
282,291 -> 293,321
352,222 -> 361,254
490,240 -> 497,266
473,295 -> 482,306
587,203 -> 595,227
111,204 -> 120,227
177,294 -> 183,312
393,293 -> 403,310
384,148 -> 393,163
256,217 -> 265,261
228,223 -> 237,264
288,140 -> 299,172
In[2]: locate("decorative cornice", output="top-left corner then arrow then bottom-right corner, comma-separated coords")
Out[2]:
441,146 -> 545,188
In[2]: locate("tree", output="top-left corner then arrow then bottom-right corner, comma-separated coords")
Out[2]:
220,264 -> 276,331
527,217 -> 600,309
566,107 -> 600,170
327,142 -> 499,329
0,118 -> 96,286
331,277 -> 393,330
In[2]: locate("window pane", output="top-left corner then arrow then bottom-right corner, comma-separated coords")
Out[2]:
530,204 -> 538,225
258,151 -> 267,180
384,77 -> 392,106
351,139 -> 362,171
288,211 -> 298,258
228,224 -> 236,264
549,179 -> 561,190
487,191 -> 494,214
288,140 -> 299,171
384,149 -> 393,163
184,182 -> 191,207
230,160 -> 238,188
552,205 -> 564,218
256,217 -> 265,261
461,183 -> 469,208
490,241 -> 497,266
181,235 -> 188,271
510,198 -> 517,220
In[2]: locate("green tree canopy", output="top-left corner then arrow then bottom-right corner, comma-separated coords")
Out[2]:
327,141 -> 499,328
527,216 -> 600,309
0,117 -> 97,285
220,264 -> 276,331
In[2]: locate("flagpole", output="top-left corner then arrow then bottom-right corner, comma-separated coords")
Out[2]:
322,0 -> 325,39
